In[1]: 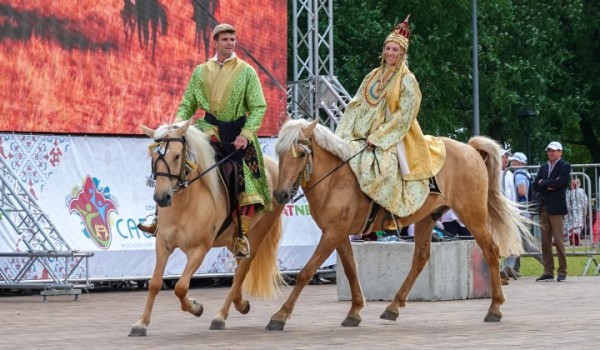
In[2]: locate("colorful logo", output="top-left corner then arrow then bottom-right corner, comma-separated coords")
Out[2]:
68,176 -> 118,249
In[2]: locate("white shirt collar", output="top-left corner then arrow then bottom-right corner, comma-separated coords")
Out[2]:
211,53 -> 236,65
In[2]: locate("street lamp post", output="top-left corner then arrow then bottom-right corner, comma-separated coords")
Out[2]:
472,0 -> 480,136
517,109 -> 536,161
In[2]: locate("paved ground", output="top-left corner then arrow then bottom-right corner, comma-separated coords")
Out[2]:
1,276 -> 599,349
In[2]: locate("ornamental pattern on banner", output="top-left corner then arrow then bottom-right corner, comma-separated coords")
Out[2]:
0,134 -> 71,199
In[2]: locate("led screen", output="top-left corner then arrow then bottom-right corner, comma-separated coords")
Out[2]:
0,0 -> 287,135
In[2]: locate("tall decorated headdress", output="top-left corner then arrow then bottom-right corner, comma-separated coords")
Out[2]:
384,15 -> 411,51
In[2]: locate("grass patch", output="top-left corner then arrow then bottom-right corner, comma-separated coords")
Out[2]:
518,255 -> 600,276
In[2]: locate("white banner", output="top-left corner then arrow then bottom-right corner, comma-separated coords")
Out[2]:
0,133 -> 334,281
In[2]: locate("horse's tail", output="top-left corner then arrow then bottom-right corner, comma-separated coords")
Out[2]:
242,214 -> 285,298
468,136 -> 529,257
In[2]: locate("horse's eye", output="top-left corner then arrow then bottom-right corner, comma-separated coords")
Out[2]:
174,154 -> 181,161
292,148 -> 306,158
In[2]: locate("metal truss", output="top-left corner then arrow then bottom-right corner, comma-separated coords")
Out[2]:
0,156 -> 93,300
288,0 -> 352,130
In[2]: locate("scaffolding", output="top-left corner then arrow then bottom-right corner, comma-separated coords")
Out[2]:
0,156 -> 93,301
288,0 -> 351,130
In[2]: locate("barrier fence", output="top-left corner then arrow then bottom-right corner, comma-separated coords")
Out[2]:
505,163 -> 600,275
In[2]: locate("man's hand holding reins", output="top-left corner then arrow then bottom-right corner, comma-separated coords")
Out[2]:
233,135 -> 248,150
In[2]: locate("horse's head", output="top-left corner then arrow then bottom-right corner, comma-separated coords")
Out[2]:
273,119 -> 318,204
141,119 -> 193,207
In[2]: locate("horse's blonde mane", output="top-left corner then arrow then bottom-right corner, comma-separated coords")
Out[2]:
154,121 -> 224,205
276,119 -> 351,160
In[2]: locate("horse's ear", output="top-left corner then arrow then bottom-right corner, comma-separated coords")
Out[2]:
140,125 -> 155,138
175,119 -> 193,136
303,119 -> 319,136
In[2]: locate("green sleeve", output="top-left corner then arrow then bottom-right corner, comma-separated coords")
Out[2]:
176,67 -> 200,121
176,66 -> 216,136
240,67 -> 267,140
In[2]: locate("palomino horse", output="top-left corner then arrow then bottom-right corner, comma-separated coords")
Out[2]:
129,119 -> 284,336
268,119 -> 528,330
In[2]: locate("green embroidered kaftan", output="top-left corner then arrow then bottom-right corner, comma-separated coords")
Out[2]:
176,55 -> 272,211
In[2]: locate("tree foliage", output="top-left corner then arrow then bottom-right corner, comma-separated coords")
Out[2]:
322,0 -> 600,164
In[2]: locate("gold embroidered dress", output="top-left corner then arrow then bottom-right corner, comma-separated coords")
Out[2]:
176,55 -> 272,211
336,64 -> 445,217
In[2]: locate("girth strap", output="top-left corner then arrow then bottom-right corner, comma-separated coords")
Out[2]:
357,201 -> 381,235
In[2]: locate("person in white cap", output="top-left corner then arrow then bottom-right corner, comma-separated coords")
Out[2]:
532,141 -> 571,281
498,148 -> 516,284
510,152 -> 530,205
504,151 -> 541,277
500,149 -> 516,202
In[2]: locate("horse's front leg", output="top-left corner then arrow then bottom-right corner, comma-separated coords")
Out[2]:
266,231 -> 343,331
174,244 -> 211,317
381,218 -> 434,321
336,237 -> 365,327
129,239 -> 171,336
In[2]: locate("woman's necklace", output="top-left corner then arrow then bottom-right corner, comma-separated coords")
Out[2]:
364,65 -> 398,106
376,66 -> 396,94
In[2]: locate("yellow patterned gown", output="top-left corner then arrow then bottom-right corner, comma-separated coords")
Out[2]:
336,64 -> 446,218
176,54 -> 272,212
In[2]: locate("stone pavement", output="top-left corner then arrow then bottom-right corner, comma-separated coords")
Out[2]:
0,276 -> 599,349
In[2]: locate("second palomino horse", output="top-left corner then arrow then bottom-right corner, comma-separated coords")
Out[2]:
268,119 -> 528,330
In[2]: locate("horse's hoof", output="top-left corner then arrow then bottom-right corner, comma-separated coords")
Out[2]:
209,319 -> 226,330
239,301 -> 250,315
265,319 -> 285,331
129,324 -> 147,337
341,315 -> 361,327
484,311 -> 502,322
191,300 -> 204,317
380,309 -> 399,321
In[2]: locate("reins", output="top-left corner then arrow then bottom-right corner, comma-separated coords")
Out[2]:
291,142 -> 368,203
178,149 -> 240,190
151,136 -> 239,191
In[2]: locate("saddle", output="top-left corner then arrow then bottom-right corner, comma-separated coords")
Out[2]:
356,176 -> 442,236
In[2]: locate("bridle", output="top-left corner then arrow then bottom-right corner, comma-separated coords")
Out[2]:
287,138 -> 368,203
149,136 -> 240,192
150,136 -> 194,192
288,139 -> 313,202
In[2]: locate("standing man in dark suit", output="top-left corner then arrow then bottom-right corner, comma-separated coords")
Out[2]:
533,141 -> 571,282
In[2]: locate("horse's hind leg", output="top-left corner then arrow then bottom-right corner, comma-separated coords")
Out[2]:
336,237 -> 365,327
461,215 -> 504,322
129,240 -> 170,336
266,231 -> 344,330
381,218 -> 434,321
210,257 -> 253,330
210,214 -> 277,330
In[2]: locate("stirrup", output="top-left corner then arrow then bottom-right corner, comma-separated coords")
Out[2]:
382,211 -> 400,235
232,236 -> 250,258
137,215 -> 158,236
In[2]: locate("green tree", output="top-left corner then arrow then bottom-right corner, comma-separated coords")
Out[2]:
321,0 -> 600,164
